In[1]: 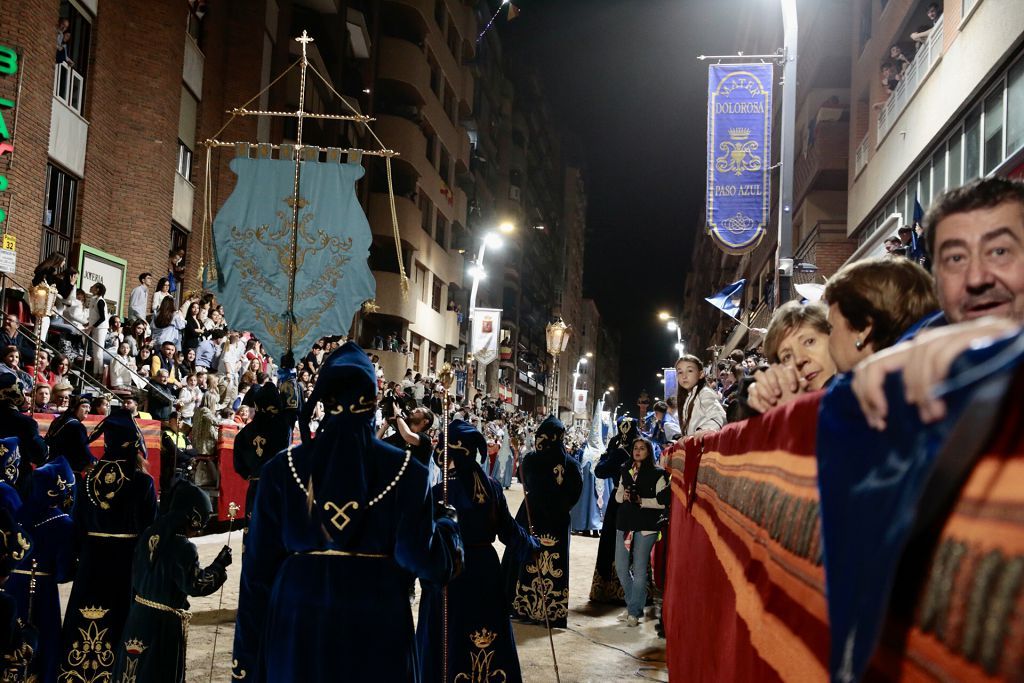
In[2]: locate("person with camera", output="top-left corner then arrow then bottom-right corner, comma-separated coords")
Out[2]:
377,407 -> 434,466
613,437 -> 668,627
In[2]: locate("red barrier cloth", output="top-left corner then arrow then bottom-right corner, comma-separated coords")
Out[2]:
663,392 -> 829,683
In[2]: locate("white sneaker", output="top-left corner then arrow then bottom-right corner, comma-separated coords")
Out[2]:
625,615 -> 639,627
616,610 -> 630,621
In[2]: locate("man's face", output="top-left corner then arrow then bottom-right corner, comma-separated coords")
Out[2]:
933,201 -> 1024,323
899,230 -> 912,245
157,370 -> 168,385
34,387 -> 50,407
162,344 -> 175,359
3,316 -> 16,334
125,398 -> 138,414
144,275 -> 154,288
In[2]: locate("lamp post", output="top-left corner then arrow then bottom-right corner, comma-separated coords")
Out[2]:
27,282 -> 57,376
602,385 -> 614,402
777,0 -> 798,306
658,311 -> 685,357
545,318 -> 570,416
467,227 -> 511,399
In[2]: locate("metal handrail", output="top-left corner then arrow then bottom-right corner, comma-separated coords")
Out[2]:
2,274 -> 163,400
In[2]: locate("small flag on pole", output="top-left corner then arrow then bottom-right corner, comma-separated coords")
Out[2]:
705,279 -> 746,319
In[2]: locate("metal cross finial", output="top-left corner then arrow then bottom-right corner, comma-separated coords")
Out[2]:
295,30 -> 314,47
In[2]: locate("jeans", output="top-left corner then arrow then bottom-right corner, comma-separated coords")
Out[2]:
614,529 -> 658,618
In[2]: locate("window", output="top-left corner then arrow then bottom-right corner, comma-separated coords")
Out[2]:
428,54 -> 442,98
187,0 -> 207,47
41,164 -> 78,260
416,264 -> 429,303
425,132 -> 437,165
1008,59 -> 1024,157
419,194 -> 433,233
177,140 -> 193,181
917,167 -> 930,209
447,16 -> 459,56
858,0 -> 871,53
431,278 -> 443,312
983,89 -> 1005,175
948,131 -> 963,188
434,0 -> 446,29
964,108 -> 981,181
439,146 -> 451,184
54,1 -> 92,115
434,212 -> 448,249
170,223 -> 189,256
932,147 -> 946,197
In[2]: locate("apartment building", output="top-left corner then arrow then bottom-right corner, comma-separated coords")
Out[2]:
847,0 -> 1024,258
0,0 -> 373,324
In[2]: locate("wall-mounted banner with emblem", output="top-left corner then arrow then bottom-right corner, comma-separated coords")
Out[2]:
471,308 -> 502,366
706,63 -> 773,255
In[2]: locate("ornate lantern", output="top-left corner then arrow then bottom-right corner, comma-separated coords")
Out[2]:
27,283 -> 57,318
545,318 -> 571,358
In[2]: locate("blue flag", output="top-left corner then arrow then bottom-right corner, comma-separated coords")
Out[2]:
207,156 -> 375,361
705,279 -> 746,319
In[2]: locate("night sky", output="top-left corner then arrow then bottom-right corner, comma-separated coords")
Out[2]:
502,0 -> 781,410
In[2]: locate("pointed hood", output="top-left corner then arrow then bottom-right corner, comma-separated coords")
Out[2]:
534,415 -> 567,457
26,456 -> 75,516
90,407 -> 148,463
293,342 -> 380,546
148,479 -> 213,565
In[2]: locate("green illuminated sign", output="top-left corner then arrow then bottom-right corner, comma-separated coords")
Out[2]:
0,43 -> 16,227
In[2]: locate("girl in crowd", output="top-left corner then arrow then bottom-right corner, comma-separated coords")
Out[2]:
151,297 -> 185,349
32,253 -> 65,342
613,437 -> 668,626
675,354 -> 727,437
49,354 -> 70,387
151,278 -> 172,317
137,345 -> 154,376
108,342 -> 137,396
177,373 -> 202,425
182,301 -> 204,351
126,319 -> 147,358
58,410 -> 157,683
0,346 -> 33,391
34,349 -> 55,387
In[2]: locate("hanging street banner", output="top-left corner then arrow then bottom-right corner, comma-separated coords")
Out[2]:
573,389 -> 588,416
706,63 -> 773,255
472,308 -> 502,366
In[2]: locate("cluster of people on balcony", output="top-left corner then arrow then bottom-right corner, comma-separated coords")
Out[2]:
878,3 -> 943,103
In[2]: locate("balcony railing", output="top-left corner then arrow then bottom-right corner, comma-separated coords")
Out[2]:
877,13 -> 944,143
854,133 -> 870,177
53,62 -> 85,115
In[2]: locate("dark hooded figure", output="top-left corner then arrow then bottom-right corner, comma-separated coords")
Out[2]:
503,415 -> 583,628
113,480 -> 230,682
0,374 -> 47,495
57,408 -> 157,683
0,438 -> 24,508
233,382 -> 290,521
232,342 -> 464,682
417,420 -> 538,683
44,397 -> 96,473
589,415 -> 639,604
7,457 -> 76,683
0,506 -> 36,681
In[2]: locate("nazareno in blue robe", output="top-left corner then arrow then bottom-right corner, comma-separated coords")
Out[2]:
57,409 -> 157,683
503,416 -> 583,628
7,457 -> 76,683
232,342 -> 463,683
589,416 -> 638,604
417,421 -> 536,683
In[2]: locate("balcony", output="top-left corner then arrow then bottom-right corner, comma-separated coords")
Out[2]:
375,115 -> 427,173
854,133 -> 870,178
377,37 -> 430,105
373,271 -> 419,322
876,13 -> 944,144
409,300 -> 459,348
794,121 -> 849,205
367,192 -> 464,287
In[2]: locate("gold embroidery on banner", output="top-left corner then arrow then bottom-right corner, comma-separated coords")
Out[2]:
553,464 -> 565,486
59,607 -> 115,683
715,127 -> 762,176
229,193 -> 354,353
324,500 -> 359,532
453,629 -> 507,683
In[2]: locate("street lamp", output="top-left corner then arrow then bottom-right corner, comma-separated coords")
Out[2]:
545,318 -> 571,415
467,228 -> 510,400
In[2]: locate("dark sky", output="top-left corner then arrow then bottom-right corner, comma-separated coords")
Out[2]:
501,0 -> 782,409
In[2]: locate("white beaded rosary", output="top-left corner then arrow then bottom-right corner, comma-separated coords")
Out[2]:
287,443 -> 411,508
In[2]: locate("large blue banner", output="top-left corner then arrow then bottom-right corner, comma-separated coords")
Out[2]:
208,157 -> 375,362
706,64 -> 773,255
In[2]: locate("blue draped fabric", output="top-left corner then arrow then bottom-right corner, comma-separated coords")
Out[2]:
816,331 -> 1024,682
208,157 -> 375,360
